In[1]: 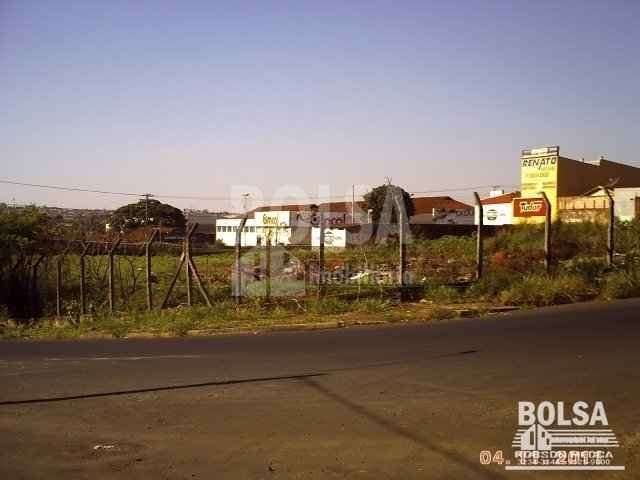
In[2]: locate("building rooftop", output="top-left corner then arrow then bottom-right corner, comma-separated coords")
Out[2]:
480,191 -> 521,205
411,196 -> 473,213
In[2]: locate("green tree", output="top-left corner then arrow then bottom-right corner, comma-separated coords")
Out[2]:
363,184 -> 415,224
109,199 -> 186,232
0,205 -> 53,319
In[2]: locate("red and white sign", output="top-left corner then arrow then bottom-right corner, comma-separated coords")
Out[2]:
513,197 -> 548,217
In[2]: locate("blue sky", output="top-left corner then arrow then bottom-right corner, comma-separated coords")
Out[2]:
2,0 -> 639,210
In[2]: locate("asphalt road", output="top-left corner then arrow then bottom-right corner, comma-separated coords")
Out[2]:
1,299 -> 639,479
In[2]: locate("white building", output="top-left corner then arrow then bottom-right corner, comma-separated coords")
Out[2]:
216,210 -> 295,247
215,206 -> 352,247
215,217 -> 258,246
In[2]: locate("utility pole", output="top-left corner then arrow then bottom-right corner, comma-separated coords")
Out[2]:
241,193 -> 250,214
142,193 -> 154,225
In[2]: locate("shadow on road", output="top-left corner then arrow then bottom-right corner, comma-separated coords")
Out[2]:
0,349 -> 480,406
0,373 -> 326,406
302,377 -> 507,480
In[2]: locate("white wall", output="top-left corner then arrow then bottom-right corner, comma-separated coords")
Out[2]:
474,203 -> 514,225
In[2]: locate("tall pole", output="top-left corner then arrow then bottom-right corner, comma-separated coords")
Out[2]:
604,188 -> 615,266
541,192 -> 552,273
142,193 -> 154,225
473,192 -> 484,280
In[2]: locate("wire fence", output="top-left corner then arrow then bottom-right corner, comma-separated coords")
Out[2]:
3,209 -> 640,323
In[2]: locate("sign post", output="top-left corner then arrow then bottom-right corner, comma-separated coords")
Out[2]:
473,192 -> 483,280
540,192 -> 552,273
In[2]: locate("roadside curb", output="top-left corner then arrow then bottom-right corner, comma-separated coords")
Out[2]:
145,306 -> 518,338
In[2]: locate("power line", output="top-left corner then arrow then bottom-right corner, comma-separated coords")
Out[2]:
0,178 -> 519,204
0,179 -> 141,197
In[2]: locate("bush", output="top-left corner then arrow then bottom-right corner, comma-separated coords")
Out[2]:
353,298 -> 393,313
306,298 -> 351,315
466,269 -> 523,299
552,221 -> 607,259
488,225 -> 544,253
600,270 -> 640,300
422,283 -> 462,303
428,306 -> 456,321
499,274 -> 596,307
562,257 -> 609,280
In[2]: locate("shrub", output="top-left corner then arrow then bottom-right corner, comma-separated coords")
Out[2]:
562,257 -> 609,280
428,306 -> 456,321
306,298 -> 351,315
353,298 -> 393,313
552,221 -> 607,260
600,270 -> 640,300
422,283 -> 462,303
466,269 -> 523,299
499,274 -> 596,307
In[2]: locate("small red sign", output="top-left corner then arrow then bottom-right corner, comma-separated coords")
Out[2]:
514,197 -> 547,217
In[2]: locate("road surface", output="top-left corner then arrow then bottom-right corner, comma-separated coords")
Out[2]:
1,299 -> 639,479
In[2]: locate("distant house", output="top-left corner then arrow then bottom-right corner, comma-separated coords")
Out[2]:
410,196 -> 474,225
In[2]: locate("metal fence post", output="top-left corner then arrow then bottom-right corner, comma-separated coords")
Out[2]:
265,234 -> 272,301
234,216 -> 248,304
473,192 -> 484,280
317,212 -> 325,298
145,230 -> 159,310
393,188 -> 407,299
604,188 -> 615,266
79,242 -> 90,316
540,192 -> 552,273
108,237 -> 122,314
56,255 -> 62,317
185,225 -> 195,306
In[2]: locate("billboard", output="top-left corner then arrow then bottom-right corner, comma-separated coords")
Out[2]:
518,146 -> 559,222
513,197 -> 548,217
